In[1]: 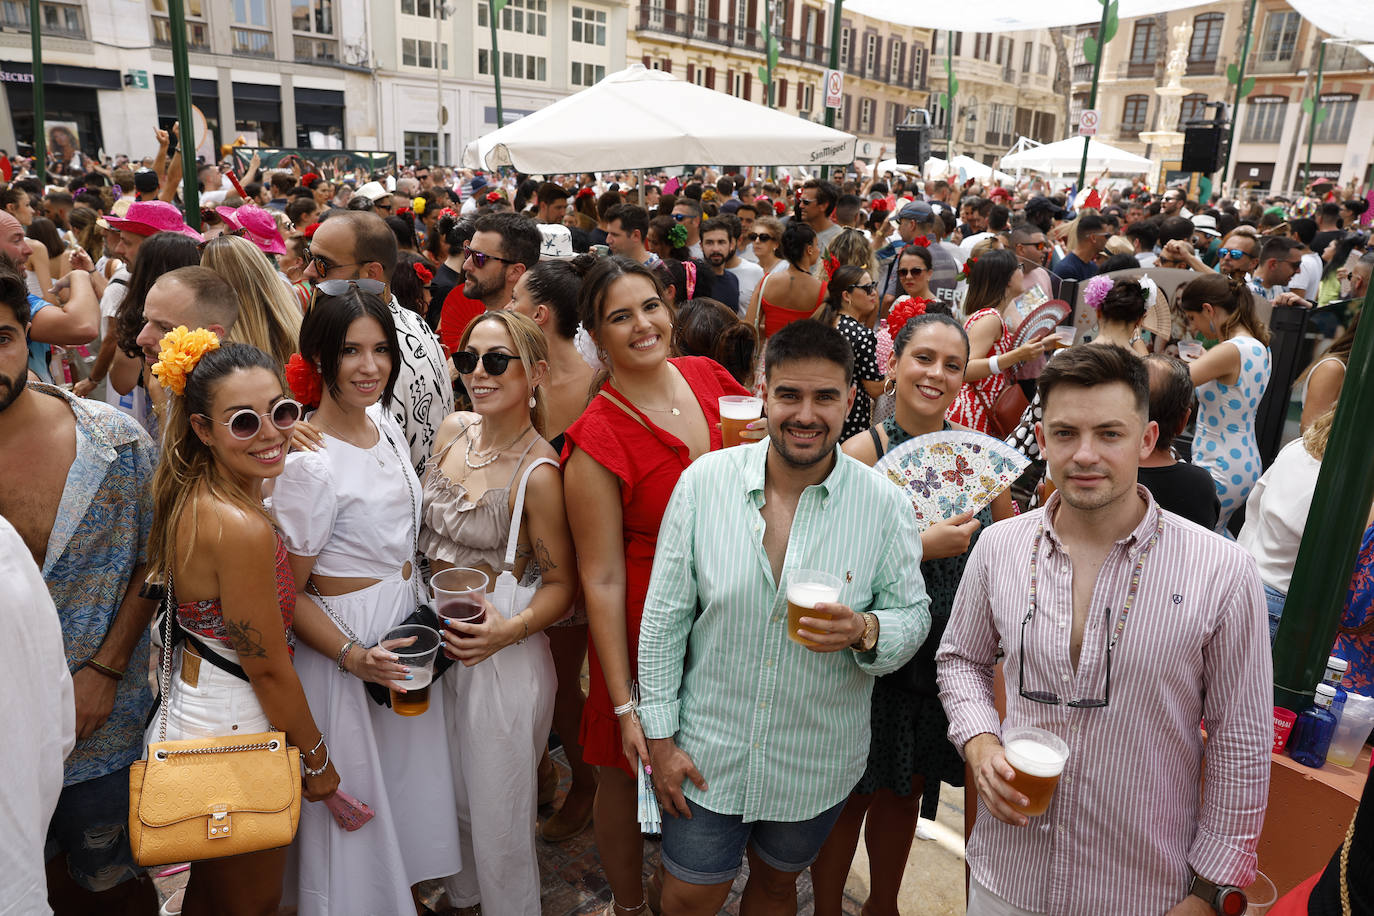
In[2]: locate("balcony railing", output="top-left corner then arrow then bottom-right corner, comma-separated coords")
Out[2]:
1251,52 -> 1298,74
294,35 -> 338,63
1185,57 -> 1217,76
984,130 -> 1014,147
1,0 -> 86,39
636,7 -> 826,66
1120,59 -> 1159,79
1118,124 -> 1145,139
231,27 -> 274,58
152,16 -> 210,50
1072,62 -> 1094,82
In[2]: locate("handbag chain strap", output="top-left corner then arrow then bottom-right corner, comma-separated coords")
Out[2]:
154,568 -> 283,756
307,420 -> 424,647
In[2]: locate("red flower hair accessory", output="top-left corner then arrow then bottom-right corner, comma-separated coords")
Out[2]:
870,198 -> 892,213
438,207 -> 458,221
413,262 -> 434,284
285,353 -> 323,408
823,254 -> 841,280
958,256 -> 977,282
300,172 -> 320,186
774,200 -> 786,215
887,296 -> 931,337
302,222 -> 321,239
576,187 -> 595,200
395,207 -> 413,219
907,235 -> 930,248
485,191 -> 502,203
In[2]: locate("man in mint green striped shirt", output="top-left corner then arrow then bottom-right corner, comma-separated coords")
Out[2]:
637,320 -> 930,913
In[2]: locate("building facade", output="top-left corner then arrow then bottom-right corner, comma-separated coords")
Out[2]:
1072,0 -> 1374,194
0,0 -> 374,162
628,0 -> 934,164
925,28 -> 1066,167
368,0 -> 628,166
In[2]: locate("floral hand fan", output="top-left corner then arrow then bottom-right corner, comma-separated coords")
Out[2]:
1011,300 -> 1072,350
873,430 -> 1030,530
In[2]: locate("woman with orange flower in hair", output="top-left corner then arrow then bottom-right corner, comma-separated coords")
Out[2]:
145,328 -> 339,914
812,308 -> 1014,916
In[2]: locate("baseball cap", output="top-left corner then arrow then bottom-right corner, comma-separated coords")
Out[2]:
898,201 -> 934,222
133,168 -> 159,194
1025,196 -> 1066,219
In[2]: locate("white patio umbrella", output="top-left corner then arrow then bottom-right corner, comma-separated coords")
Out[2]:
948,155 -> 1016,184
463,65 -> 856,173
999,137 -> 1153,176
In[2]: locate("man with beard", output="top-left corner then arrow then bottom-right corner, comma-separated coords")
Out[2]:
459,211 -> 541,310
302,209 -> 454,469
0,259 -> 160,914
698,218 -> 741,313
638,320 -> 929,916
937,344 -> 1270,916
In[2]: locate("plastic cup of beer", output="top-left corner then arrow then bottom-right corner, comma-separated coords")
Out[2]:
786,571 -> 842,647
1053,325 -> 1077,346
1178,340 -> 1205,363
431,567 -> 489,626
719,395 -> 764,448
1002,726 -> 1070,817
380,624 -> 441,717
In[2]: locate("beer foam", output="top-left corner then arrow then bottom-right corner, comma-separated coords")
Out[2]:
787,581 -> 840,609
1004,738 -> 1066,777
719,397 -> 763,420
405,669 -> 433,689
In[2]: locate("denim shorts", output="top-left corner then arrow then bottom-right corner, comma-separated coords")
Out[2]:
1265,583 -> 1286,644
659,796 -> 846,885
45,767 -> 143,892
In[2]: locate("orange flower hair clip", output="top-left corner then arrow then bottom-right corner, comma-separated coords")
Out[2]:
151,327 -> 220,396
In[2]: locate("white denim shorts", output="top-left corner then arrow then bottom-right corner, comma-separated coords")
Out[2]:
147,642 -> 272,745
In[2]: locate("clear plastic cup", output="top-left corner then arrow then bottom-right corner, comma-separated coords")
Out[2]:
380,624 -> 441,716
431,567 -> 489,625
1178,340 -> 1205,363
1053,325 -> 1077,346
719,395 -> 764,448
1243,870 -> 1277,915
1002,726 -> 1069,817
785,571 -> 841,647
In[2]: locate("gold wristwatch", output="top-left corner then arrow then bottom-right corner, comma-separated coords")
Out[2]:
852,613 -> 879,652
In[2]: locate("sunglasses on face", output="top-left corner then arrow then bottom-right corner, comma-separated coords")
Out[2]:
671,213 -> 690,222
748,233 -> 774,242
315,278 -> 386,297
897,267 -> 926,277
198,399 -> 303,440
374,203 -> 393,213
304,248 -> 362,275
847,282 -> 878,295
453,350 -> 522,375
462,244 -> 519,269
1219,248 -> 1253,260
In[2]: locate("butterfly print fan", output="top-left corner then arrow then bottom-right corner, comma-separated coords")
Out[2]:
873,430 -> 1030,530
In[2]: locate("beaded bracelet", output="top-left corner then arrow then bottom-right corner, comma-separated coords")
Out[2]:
612,700 -> 636,717
308,733 -> 326,757
303,744 -> 330,777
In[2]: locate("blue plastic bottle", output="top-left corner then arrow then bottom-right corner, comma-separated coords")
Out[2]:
1322,656 -> 1349,724
1290,684 -> 1339,769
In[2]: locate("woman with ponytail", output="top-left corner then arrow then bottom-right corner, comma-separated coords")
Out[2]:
671,297 -> 759,389
146,330 -> 338,914
1178,273 -> 1273,532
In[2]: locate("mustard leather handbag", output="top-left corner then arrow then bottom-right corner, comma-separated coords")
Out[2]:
127,573 -> 301,866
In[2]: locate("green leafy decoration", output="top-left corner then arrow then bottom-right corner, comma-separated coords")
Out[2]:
767,35 -> 780,71
1101,2 -> 1119,44
757,65 -> 768,86
490,0 -> 508,12
1226,62 -> 1240,84
1239,76 -> 1255,98
1083,36 -> 1099,65
1300,97 -> 1314,114
1315,107 -> 1330,125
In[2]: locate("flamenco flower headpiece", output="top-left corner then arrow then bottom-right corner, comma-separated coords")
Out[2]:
667,223 -> 689,250
1083,274 -> 1115,311
411,196 -> 427,215
886,297 -> 931,337
906,236 -> 930,249
576,187 -> 595,200
285,353 -> 323,408
413,262 -> 434,284
823,254 -> 841,280
957,256 -> 977,283
151,327 -> 220,397
485,191 -> 503,203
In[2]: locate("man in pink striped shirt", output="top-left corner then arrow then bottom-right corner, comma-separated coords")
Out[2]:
938,345 -> 1272,916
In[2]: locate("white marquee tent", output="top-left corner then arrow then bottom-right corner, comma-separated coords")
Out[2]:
463,65 -> 856,174
999,137 -> 1153,175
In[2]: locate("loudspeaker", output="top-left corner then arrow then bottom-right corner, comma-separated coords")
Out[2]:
1181,126 -> 1223,173
894,124 -> 930,168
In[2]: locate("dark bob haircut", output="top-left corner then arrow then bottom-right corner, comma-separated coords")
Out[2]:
299,286 -> 402,409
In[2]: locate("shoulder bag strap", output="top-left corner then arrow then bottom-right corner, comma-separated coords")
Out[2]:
868,426 -> 883,456
754,270 -> 771,332
156,570 -> 175,742
503,457 -> 559,573
597,388 -> 653,434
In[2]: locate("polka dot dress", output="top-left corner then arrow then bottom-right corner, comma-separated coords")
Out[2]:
836,314 -> 882,443
1192,335 -> 1271,533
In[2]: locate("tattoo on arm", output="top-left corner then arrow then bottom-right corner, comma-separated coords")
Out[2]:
515,544 -> 533,559
534,538 -> 557,571
223,618 -> 269,659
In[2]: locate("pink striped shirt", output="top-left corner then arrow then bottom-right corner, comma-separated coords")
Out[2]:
937,487 -> 1272,916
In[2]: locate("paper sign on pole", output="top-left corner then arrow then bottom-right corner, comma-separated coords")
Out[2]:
824,69 -> 843,108
1078,109 -> 1099,136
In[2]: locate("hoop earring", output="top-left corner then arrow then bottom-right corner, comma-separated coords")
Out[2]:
883,376 -> 896,397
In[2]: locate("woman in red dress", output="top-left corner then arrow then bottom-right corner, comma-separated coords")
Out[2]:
563,256 -> 750,916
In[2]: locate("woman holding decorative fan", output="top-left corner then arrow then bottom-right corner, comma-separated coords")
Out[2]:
814,308 -> 1017,916
946,249 -> 1047,434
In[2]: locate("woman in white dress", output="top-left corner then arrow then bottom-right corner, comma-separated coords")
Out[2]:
421,310 -> 577,915
270,280 -> 462,915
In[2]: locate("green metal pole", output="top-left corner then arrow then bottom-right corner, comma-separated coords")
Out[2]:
1303,40 -> 1326,191
765,0 -> 774,109
1221,0 -> 1257,191
489,1 -> 506,127
946,31 -> 954,162
1077,2 -> 1113,192
820,0 -> 844,181
168,0 -> 199,229
29,0 -> 45,173
1274,280 -> 1374,712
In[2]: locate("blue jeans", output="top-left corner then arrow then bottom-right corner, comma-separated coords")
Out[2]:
45,767 -> 143,892
1265,583 -> 1286,644
659,796 -> 846,885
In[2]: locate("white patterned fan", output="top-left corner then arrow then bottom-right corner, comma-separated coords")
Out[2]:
873,430 -> 1029,530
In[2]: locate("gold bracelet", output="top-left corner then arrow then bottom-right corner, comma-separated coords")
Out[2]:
517,613 -> 530,645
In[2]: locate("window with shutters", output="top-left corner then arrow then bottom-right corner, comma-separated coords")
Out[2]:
842,94 -> 852,131
859,97 -> 874,133
732,70 -> 744,96
1189,13 -> 1223,68
1315,95 -> 1356,144
1038,44 -> 1050,75
734,0 -> 748,43
1241,96 -> 1286,142
1255,11 -> 1300,66
706,66 -> 715,90
692,0 -> 707,37
839,24 -> 851,67
777,77 -> 788,108
648,0 -> 663,28
1178,93 -> 1207,128
802,82 -> 813,113
910,45 -> 925,88
1120,94 -> 1148,135
889,39 -> 903,83
1022,42 -> 1032,73
864,33 -> 878,75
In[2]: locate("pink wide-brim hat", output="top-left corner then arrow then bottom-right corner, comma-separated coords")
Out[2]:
104,200 -> 205,242
216,204 -> 286,256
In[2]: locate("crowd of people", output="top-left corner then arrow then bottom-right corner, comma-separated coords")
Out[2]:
3,141 -> 1373,916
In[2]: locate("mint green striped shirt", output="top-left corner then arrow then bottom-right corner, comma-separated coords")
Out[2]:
637,439 -> 930,822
